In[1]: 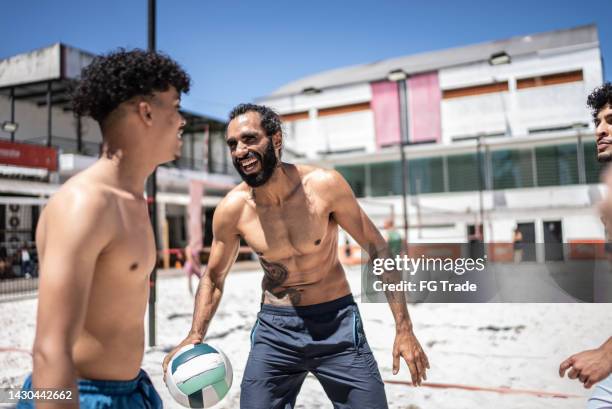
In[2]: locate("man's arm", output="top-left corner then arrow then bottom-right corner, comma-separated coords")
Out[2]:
32,188 -> 112,408
163,196 -> 241,374
323,169 -> 429,386
559,337 -> 612,388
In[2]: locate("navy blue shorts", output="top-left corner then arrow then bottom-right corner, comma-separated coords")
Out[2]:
240,294 -> 388,409
17,369 -> 162,409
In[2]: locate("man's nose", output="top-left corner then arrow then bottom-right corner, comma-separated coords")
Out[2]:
236,142 -> 248,157
597,122 -> 609,138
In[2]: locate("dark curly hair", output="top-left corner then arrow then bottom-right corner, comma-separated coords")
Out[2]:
587,82 -> 612,120
228,103 -> 283,139
72,49 -> 190,124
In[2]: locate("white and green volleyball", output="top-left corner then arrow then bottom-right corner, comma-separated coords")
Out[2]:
165,343 -> 233,408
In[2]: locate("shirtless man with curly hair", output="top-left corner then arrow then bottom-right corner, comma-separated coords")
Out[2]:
559,83 -> 612,408
18,49 -> 190,409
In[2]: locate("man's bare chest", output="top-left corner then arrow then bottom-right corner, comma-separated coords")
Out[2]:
100,204 -> 156,275
239,198 -> 334,259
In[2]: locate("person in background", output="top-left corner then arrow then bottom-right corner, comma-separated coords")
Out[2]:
384,219 -> 403,258
512,227 -> 523,263
20,243 -> 32,278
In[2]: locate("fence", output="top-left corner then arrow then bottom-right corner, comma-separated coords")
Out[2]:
0,200 -> 40,301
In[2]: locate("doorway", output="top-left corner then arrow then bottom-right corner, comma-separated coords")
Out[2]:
543,220 -> 563,261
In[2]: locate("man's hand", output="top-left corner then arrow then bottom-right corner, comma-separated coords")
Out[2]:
162,333 -> 203,381
392,328 -> 430,386
559,346 -> 612,389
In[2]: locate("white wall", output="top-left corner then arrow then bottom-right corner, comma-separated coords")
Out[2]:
357,183 -> 604,243
515,82 -> 589,132
284,117 -> 318,158
263,46 -> 602,158
439,46 -> 602,141
262,83 -> 375,159
0,44 -> 60,88
440,93 -> 509,141
318,110 -> 375,153
563,213 -> 605,239
263,82 -> 371,114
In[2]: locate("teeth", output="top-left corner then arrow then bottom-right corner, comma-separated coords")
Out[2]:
241,158 -> 257,167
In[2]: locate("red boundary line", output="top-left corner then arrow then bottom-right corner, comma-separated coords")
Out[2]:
0,347 -> 32,356
384,380 -> 581,398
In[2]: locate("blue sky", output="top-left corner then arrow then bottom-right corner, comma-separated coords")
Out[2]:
2,0 -> 609,119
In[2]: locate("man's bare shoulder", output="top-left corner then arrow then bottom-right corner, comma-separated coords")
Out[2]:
214,184 -> 251,226
297,165 -> 348,196
44,174 -> 115,224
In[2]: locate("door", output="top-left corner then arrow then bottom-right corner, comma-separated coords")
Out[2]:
467,223 -> 484,258
517,222 -> 536,261
543,220 -> 563,261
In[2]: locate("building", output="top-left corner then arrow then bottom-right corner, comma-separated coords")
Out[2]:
258,24 -> 606,262
0,43 -> 239,274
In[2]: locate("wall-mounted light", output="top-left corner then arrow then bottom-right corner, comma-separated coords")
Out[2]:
1,121 -> 18,133
302,87 -> 321,95
387,69 -> 408,82
489,52 -> 511,66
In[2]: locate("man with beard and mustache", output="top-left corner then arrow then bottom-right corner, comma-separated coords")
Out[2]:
558,83 -> 612,407
164,103 -> 429,408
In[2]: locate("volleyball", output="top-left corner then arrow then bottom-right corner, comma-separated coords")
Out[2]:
165,343 -> 233,408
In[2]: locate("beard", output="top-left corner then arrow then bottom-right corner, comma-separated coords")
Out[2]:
233,139 -> 278,187
598,150 -> 612,163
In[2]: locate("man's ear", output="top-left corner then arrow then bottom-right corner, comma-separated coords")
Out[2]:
137,100 -> 154,126
272,131 -> 282,150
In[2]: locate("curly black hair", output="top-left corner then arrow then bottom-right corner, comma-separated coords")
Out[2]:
587,82 -> 612,120
228,103 -> 283,139
72,49 -> 190,124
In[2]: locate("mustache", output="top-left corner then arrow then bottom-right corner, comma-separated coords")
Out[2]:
232,141 -> 277,187
234,151 -> 262,165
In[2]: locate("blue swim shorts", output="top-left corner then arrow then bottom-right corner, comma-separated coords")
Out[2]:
240,294 -> 388,409
17,369 -> 162,409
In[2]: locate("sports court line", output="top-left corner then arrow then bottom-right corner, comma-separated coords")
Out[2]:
384,380 -> 581,398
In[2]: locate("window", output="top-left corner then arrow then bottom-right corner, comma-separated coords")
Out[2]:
442,82 -> 509,99
491,149 -> 534,189
370,162 -> 403,197
369,158 -> 445,197
319,102 -> 370,117
447,153 -> 482,192
536,144 -> 578,186
583,140 -> 603,184
336,165 -> 366,197
517,70 -> 583,90
409,157 -> 444,194
281,111 -> 308,122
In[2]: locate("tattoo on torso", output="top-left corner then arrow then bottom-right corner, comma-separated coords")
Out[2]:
259,257 -> 302,305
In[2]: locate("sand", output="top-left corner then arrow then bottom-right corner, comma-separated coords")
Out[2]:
1,265 -> 610,408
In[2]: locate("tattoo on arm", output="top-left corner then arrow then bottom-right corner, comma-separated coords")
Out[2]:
259,257 -> 302,304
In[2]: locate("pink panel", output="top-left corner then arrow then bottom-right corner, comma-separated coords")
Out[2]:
184,180 -> 204,275
188,180 -> 204,251
407,72 -> 442,143
371,81 -> 401,148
